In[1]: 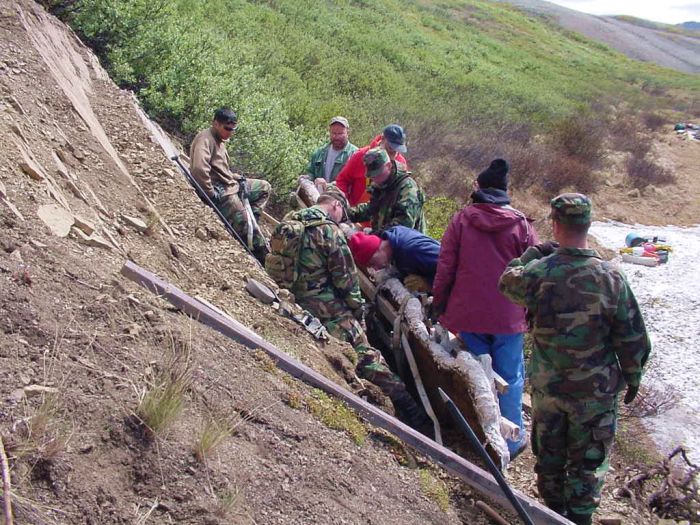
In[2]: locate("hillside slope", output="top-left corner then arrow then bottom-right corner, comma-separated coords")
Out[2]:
0,2 -> 486,523
493,0 -> 700,73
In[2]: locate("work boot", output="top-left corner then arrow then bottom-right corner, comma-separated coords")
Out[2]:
391,389 -> 433,438
567,512 -> 592,525
252,245 -> 269,266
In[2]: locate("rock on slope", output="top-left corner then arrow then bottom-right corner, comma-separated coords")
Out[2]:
0,2 -> 484,523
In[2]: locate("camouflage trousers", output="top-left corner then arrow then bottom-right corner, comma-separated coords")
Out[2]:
531,390 -> 617,524
215,178 -> 271,253
323,313 -> 407,400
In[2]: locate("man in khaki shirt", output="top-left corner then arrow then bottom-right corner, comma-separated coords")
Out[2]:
189,107 -> 271,263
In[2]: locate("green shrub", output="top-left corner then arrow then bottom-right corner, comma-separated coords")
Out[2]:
424,197 -> 460,240
55,0 -> 699,204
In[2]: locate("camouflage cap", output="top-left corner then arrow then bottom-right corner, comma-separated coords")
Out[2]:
322,184 -> 350,220
550,193 -> 592,225
363,147 -> 390,178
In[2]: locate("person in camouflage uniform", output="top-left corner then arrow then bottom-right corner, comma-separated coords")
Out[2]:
189,107 -> 271,264
269,187 -> 429,424
348,148 -> 426,234
498,193 -> 651,525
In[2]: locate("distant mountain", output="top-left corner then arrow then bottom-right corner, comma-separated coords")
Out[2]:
678,21 -> 700,31
492,0 -> 700,73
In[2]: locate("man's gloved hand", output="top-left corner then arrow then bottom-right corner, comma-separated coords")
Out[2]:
429,301 -> 445,323
624,384 -> 639,404
534,241 -> 560,257
404,274 -> 431,294
314,178 -> 328,193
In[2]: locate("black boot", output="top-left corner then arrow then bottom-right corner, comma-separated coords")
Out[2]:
252,245 -> 269,266
391,389 -> 434,437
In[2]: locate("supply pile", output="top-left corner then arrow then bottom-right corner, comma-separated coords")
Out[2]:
618,232 -> 672,267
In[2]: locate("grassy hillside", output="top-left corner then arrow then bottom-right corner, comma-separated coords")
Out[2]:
50,0 -> 700,195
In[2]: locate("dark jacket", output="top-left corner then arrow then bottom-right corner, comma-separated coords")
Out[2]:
349,165 -> 426,234
382,226 -> 440,282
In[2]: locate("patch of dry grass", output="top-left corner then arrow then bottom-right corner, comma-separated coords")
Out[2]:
136,337 -> 193,436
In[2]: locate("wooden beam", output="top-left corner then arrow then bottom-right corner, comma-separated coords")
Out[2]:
120,261 -> 572,525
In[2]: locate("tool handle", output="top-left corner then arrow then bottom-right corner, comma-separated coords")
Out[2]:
170,155 -> 260,266
438,388 -> 534,525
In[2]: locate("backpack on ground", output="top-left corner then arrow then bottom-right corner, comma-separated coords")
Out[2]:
265,216 -> 330,290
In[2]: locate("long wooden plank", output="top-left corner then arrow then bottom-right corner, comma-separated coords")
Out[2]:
120,260 -> 572,525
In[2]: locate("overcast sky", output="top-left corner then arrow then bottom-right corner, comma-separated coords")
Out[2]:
546,0 -> 700,24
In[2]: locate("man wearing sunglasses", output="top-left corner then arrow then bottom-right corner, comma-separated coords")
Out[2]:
190,107 -> 271,264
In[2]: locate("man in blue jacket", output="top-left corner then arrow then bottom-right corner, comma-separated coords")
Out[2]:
349,225 -> 440,291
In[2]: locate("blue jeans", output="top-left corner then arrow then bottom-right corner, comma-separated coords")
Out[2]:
460,332 -> 525,456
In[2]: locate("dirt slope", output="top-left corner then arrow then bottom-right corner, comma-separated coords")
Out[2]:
492,0 -> 700,73
0,2 -> 480,523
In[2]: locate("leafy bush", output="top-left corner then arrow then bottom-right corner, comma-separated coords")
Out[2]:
53,0 -> 699,204
549,116 -> 606,166
424,197 -> 460,240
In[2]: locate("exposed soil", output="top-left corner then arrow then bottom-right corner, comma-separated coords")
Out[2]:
0,2 -> 695,525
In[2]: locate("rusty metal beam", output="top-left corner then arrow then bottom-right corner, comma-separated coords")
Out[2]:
120,260 -> 572,525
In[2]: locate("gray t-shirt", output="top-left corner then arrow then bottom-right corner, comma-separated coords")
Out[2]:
324,147 -> 342,181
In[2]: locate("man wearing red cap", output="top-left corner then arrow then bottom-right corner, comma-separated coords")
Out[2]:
349,225 -> 440,292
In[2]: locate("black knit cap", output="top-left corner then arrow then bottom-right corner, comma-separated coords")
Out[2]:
477,158 -> 509,191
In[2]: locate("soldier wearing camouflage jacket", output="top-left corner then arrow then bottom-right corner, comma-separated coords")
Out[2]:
499,193 -> 651,525
286,205 -> 363,325
270,190 -> 430,430
348,148 -> 426,234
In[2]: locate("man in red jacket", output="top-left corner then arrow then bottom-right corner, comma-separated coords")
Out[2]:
336,124 -> 408,207
432,159 -> 539,460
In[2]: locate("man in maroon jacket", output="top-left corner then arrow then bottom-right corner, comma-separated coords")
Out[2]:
432,158 -> 539,459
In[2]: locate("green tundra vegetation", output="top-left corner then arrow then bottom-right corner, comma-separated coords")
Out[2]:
51,0 -> 699,211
